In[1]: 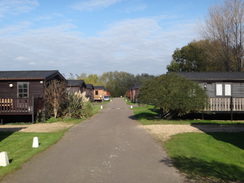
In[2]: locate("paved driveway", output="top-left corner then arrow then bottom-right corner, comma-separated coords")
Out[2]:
2,98 -> 185,183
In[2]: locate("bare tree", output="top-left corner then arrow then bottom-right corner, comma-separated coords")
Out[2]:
200,0 -> 244,71
44,80 -> 67,118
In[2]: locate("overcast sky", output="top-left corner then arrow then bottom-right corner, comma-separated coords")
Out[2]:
0,0 -> 223,77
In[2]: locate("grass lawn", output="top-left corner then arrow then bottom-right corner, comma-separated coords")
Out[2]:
164,132 -> 244,182
124,99 -> 135,105
0,131 -> 65,180
131,104 -> 244,182
132,105 -> 244,125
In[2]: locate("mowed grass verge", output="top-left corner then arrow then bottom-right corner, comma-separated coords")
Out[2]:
132,105 -> 244,125
0,131 -> 65,180
164,132 -> 244,182
130,104 -> 244,182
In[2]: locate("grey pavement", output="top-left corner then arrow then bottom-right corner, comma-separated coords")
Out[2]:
2,98 -> 185,183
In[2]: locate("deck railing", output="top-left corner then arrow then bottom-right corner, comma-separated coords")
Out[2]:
205,97 -> 244,112
0,98 -> 33,114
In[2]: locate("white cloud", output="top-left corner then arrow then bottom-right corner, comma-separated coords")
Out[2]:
71,0 -> 121,11
15,56 -> 27,61
0,21 -> 32,36
28,62 -> 36,65
0,16 -> 198,76
0,0 -> 39,18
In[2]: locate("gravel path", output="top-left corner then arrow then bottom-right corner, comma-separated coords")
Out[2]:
0,122 -> 73,133
1,122 -> 244,142
142,124 -> 244,142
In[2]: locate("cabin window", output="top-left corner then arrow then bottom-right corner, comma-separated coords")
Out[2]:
216,83 -> 232,96
17,82 -> 29,98
216,84 -> 223,96
95,90 -> 98,95
225,84 -> 231,96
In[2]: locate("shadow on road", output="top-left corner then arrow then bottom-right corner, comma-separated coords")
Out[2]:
159,157 -> 174,167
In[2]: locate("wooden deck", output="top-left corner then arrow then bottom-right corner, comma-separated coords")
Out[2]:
0,98 -> 33,115
205,97 -> 244,112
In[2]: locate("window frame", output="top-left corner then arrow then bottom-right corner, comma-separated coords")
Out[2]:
224,83 -> 232,96
17,82 -> 29,98
215,83 -> 232,97
216,83 -> 223,96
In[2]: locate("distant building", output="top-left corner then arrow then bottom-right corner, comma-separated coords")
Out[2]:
127,85 -> 141,103
93,86 -> 110,102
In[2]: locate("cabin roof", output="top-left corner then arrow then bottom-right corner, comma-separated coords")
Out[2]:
94,86 -> 105,90
131,84 -> 141,90
175,72 -> 244,81
0,70 -> 65,81
67,80 -> 86,87
86,84 -> 94,89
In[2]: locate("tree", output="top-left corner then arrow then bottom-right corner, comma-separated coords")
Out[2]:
100,71 -> 136,97
200,0 -> 244,71
167,41 -> 206,72
138,73 -> 208,119
167,40 -> 225,72
134,73 -> 155,85
76,73 -> 102,86
44,80 -> 67,118
99,71 -> 155,97
71,71 -> 155,97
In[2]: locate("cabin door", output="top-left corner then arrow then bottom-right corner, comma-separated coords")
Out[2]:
17,82 -> 30,111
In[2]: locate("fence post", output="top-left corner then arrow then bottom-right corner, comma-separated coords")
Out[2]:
230,96 -> 233,121
32,96 -> 35,124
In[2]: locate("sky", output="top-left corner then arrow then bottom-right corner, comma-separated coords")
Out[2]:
0,0 -> 223,77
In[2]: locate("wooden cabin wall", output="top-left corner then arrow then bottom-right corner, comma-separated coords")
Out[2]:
29,81 -> 45,98
67,86 -> 80,93
232,83 -> 244,97
0,81 -> 19,98
0,80 -> 45,99
199,82 -> 244,98
203,83 -> 216,98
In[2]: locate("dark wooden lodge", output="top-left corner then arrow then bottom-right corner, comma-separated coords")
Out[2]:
176,72 -> 244,119
0,70 -> 66,123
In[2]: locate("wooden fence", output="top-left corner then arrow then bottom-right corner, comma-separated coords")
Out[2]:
0,98 -> 33,114
205,97 -> 244,112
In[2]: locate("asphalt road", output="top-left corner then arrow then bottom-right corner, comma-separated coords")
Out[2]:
2,98 -> 185,183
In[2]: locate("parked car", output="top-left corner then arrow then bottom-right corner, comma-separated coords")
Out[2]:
104,95 -> 110,101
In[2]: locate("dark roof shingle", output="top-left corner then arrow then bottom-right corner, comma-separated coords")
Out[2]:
67,80 -> 85,86
86,84 -> 94,89
0,70 -> 63,80
175,72 -> 244,81
94,86 -> 105,90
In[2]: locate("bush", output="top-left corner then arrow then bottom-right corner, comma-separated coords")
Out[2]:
82,101 -> 94,118
138,73 -> 208,119
36,92 -> 95,122
65,92 -> 84,118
